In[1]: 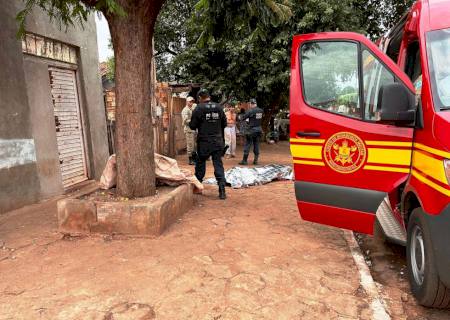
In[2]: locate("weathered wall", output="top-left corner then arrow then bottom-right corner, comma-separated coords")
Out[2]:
22,5 -> 109,181
23,58 -> 64,199
0,2 -> 109,213
0,2 -> 41,213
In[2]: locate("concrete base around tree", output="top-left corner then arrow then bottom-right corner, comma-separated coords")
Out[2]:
57,184 -> 194,236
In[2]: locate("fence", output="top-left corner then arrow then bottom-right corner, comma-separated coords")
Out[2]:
105,84 -> 190,158
106,120 -> 116,155
105,117 -> 165,156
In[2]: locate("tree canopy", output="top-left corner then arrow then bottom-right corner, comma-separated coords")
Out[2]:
156,0 -> 414,117
153,0 -> 197,80
16,0 -> 125,36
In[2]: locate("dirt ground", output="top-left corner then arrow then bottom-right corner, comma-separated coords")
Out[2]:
357,232 -> 450,320
0,141 -> 447,319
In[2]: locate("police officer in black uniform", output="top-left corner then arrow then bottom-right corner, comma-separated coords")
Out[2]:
189,89 -> 228,200
239,98 -> 264,165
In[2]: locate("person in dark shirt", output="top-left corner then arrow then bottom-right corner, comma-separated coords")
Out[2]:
237,108 -> 247,146
189,89 -> 227,199
239,98 -> 264,165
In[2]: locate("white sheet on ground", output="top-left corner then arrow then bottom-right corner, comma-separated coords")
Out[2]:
204,164 -> 293,188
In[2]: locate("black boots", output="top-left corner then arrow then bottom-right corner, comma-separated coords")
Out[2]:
239,154 -> 249,165
188,156 -> 194,165
239,154 -> 259,165
219,183 -> 226,200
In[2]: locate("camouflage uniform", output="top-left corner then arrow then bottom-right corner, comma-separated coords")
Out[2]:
182,104 -> 197,157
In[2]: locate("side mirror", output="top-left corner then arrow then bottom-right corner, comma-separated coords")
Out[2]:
377,83 -> 416,125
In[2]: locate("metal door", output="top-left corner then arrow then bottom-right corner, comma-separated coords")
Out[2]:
49,67 -> 88,188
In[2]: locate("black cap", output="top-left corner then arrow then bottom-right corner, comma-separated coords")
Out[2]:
197,88 -> 210,99
250,98 -> 257,104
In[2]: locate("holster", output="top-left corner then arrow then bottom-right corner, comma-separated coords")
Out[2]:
222,145 -> 229,156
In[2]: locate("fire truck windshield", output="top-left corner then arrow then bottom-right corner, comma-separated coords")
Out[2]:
427,28 -> 450,110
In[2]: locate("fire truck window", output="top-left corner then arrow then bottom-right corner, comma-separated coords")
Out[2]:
384,14 -> 406,63
301,41 -> 361,119
405,42 -> 422,103
405,42 -> 422,83
385,27 -> 404,63
362,49 -> 395,121
427,28 -> 450,109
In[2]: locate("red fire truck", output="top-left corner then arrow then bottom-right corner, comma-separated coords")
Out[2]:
290,0 -> 450,307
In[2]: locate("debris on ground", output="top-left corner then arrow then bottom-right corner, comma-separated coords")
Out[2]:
401,293 -> 409,302
204,164 -> 293,188
80,188 -> 160,202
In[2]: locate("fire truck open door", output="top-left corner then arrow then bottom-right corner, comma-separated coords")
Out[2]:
290,32 -> 415,234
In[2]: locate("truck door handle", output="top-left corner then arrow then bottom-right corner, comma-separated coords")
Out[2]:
296,131 -> 321,137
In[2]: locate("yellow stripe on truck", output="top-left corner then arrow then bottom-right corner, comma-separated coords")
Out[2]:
293,160 -> 325,166
367,148 -> 412,166
363,165 -> 410,173
290,144 -> 323,160
412,169 -> 450,197
365,141 -> 413,147
289,139 -> 450,186
414,143 -> 450,159
412,150 -> 448,185
290,138 -> 325,144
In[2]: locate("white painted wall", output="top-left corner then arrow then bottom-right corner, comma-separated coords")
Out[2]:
0,139 -> 37,170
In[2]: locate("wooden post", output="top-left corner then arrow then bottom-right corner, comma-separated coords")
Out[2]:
167,88 -> 176,158
151,38 -> 159,154
158,112 -> 164,155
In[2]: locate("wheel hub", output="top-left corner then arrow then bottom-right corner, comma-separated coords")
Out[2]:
410,225 -> 425,286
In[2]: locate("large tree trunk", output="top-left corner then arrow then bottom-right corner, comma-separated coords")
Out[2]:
106,0 -> 164,197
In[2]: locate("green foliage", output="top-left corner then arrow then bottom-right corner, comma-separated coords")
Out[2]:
337,93 -> 358,106
193,0 -> 292,47
353,0 -> 415,39
162,0 -> 363,108
16,0 -> 125,37
154,0 -> 197,80
104,0 -> 195,81
106,56 -> 115,80
156,0 -> 414,112
302,42 -> 359,106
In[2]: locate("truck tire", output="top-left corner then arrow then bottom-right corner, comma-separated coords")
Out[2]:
406,208 -> 450,308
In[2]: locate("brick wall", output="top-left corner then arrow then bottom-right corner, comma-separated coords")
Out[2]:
105,90 -> 116,121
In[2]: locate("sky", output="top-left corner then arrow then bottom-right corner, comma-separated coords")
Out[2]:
95,14 -> 113,62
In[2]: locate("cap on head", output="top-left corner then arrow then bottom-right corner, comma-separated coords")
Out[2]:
197,88 -> 210,100
250,98 -> 257,105
186,96 -> 195,102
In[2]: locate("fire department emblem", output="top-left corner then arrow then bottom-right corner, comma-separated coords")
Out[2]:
324,132 -> 366,174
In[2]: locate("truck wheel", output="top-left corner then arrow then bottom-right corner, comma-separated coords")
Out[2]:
407,208 -> 450,308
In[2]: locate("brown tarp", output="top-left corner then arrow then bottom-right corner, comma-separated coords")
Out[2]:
100,154 -> 203,192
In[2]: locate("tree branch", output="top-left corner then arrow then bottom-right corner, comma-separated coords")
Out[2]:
155,47 -> 179,57
166,48 -> 178,56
